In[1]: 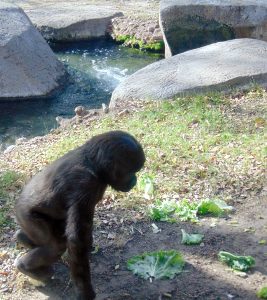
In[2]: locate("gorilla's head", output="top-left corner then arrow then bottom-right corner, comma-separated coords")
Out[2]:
89,131 -> 145,192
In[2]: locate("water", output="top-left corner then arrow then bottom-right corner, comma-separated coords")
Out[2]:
0,39 -> 162,149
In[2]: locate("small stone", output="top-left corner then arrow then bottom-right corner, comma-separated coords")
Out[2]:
108,233 -> 116,240
118,109 -> 129,116
234,270 -> 248,278
74,105 -> 86,117
4,145 -> 16,154
16,137 -> 27,145
1,287 -> 9,293
102,103 -> 109,114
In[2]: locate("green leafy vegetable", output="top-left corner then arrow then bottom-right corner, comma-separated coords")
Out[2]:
151,223 -> 161,233
148,199 -> 198,222
197,199 -> 234,216
127,250 -> 185,280
148,198 -> 233,223
138,174 -> 154,199
257,287 -> 267,299
181,229 -> 204,245
175,199 -> 199,222
218,251 -> 255,271
148,199 -> 179,222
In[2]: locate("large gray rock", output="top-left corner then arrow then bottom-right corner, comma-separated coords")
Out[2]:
0,3 -> 67,100
22,3 -> 123,41
110,39 -> 267,107
160,0 -> 267,57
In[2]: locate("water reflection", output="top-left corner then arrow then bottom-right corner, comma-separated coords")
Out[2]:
0,39 -> 162,149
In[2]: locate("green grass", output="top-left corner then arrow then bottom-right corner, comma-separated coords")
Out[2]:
0,171 -> 23,229
0,90 -> 266,220
0,171 -> 22,198
39,94 -> 266,203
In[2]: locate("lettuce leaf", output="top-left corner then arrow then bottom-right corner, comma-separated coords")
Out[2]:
148,199 -> 198,222
181,229 -> 204,245
197,199 -> 233,216
218,251 -> 255,271
127,250 -> 185,280
138,174 -> 154,199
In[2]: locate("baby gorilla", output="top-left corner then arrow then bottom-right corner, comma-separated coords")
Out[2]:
15,130 -> 145,300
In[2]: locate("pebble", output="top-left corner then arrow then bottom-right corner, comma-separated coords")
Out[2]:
108,233 -> 116,239
1,286 -> 9,293
16,137 -> 27,145
4,145 -> 16,154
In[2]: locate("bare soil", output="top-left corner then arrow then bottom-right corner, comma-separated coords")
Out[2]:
16,0 -> 160,21
1,191 -> 266,300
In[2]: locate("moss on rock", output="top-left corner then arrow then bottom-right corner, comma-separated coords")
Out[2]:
115,34 -> 164,52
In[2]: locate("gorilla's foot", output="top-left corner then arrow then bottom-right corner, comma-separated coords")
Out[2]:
15,257 -> 53,281
15,229 -> 36,249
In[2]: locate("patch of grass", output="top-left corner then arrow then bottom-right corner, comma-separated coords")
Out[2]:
0,90 -> 266,215
0,210 -> 13,229
0,170 -> 22,197
0,171 -> 23,230
257,286 -> 267,299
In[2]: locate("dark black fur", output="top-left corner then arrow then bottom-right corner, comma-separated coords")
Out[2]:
15,131 -> 145,300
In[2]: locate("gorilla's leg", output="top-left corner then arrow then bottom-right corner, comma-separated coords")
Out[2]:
15,214 -> 66,281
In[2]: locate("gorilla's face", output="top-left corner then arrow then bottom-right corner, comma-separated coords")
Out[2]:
108,145 -> 144,192
111,172 -> 138,192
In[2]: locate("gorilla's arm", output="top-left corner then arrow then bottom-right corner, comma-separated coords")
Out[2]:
66,203 -> 95,300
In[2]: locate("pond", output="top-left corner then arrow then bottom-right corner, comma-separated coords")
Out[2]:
0,39 -> 162,150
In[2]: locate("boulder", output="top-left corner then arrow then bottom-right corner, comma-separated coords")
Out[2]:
22,3 -> 123,41
0,3 -> 67,100
160,0 -> 267,57
110,39 -> 267,107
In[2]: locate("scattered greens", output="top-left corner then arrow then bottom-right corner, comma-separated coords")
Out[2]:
257,287 -> 267,299
151,223 -> 161,233
197,199 -> 234,216
148,199 -> 198,222
181,229 -> 204,245
148,198 -> 233,223
127,250 -> 185,280
148,199 -> 178,222
138,174 -> 154,200
218,251 -> 255,272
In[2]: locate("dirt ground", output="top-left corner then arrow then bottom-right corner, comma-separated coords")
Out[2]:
1,191 -> 266,300
15,0 -> 160,20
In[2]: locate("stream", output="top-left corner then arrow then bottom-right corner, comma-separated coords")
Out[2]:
0,39 -> 162,150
